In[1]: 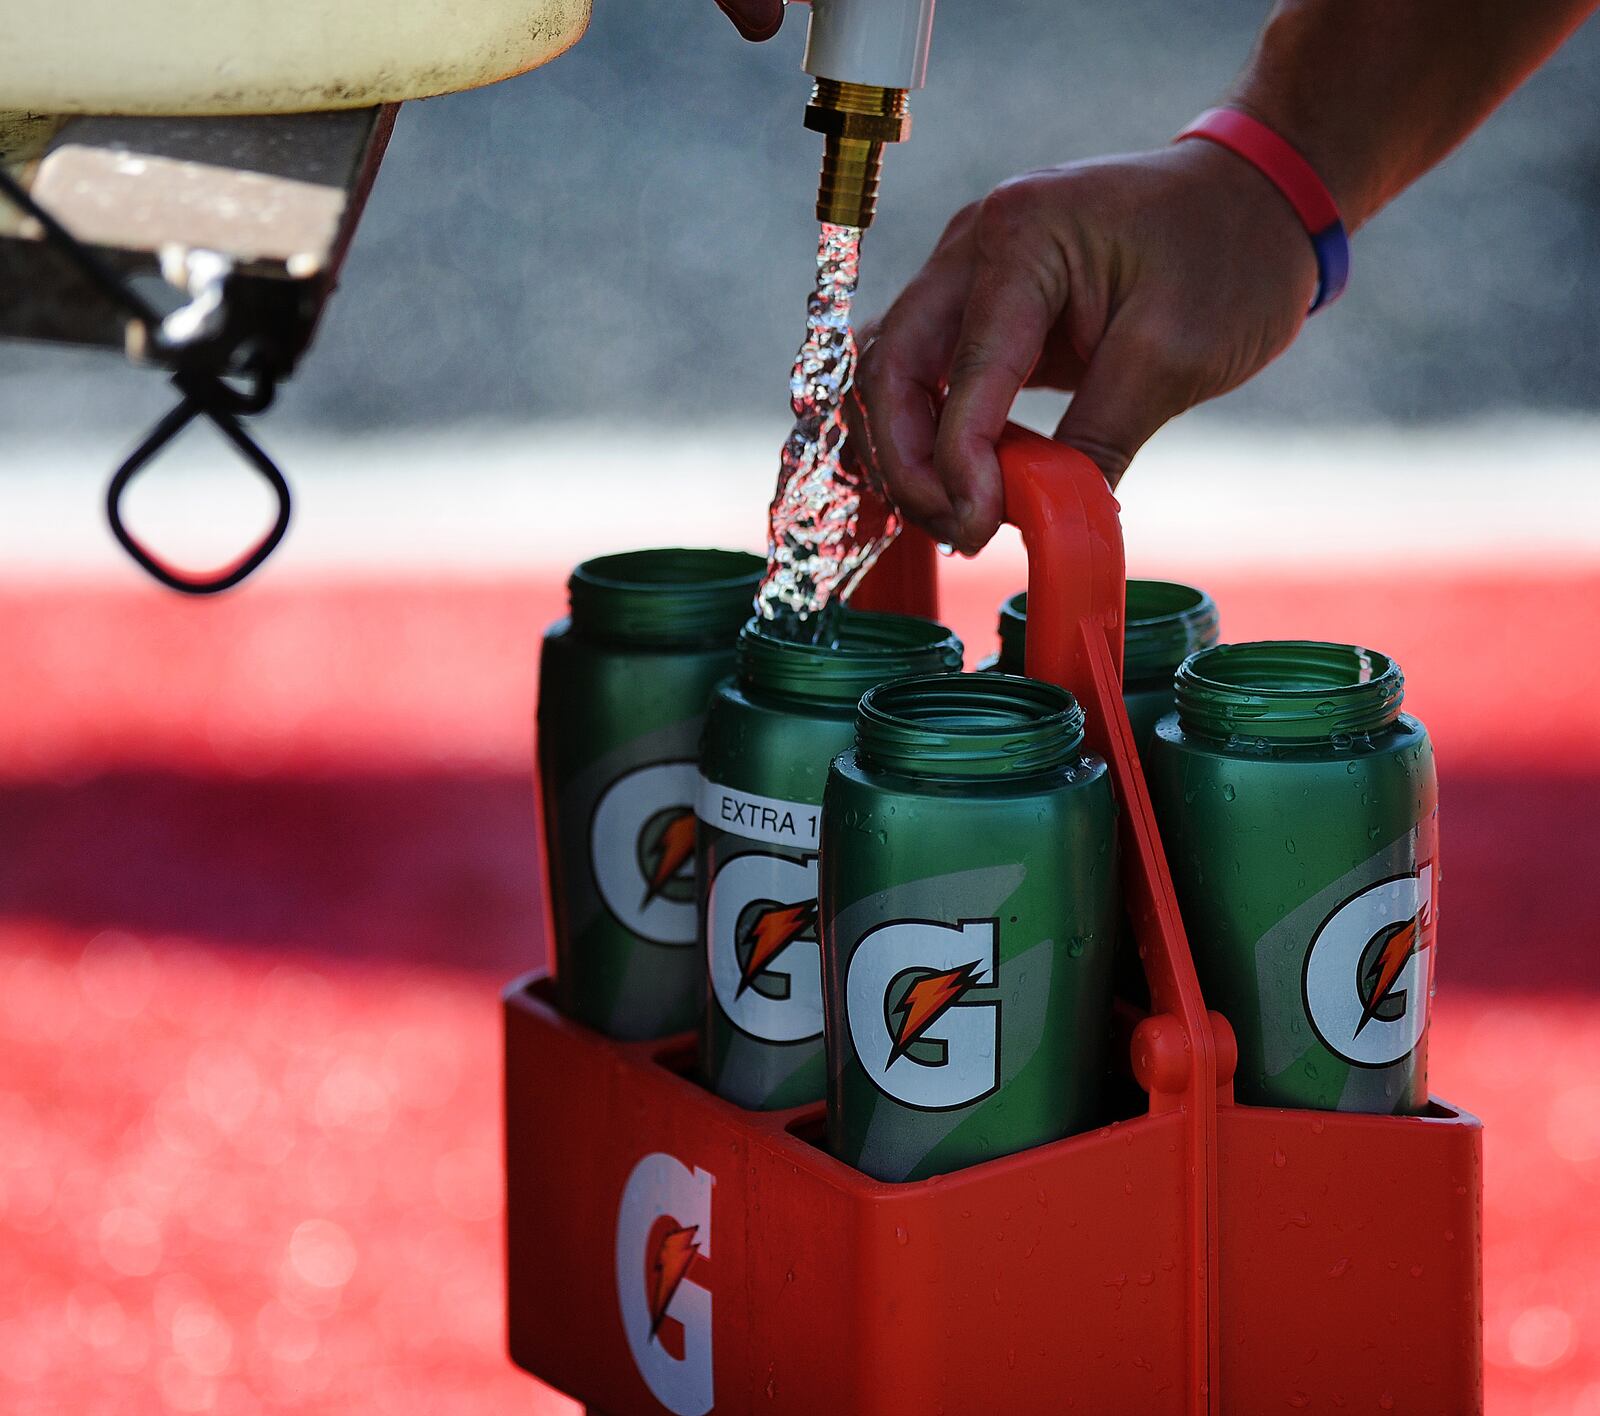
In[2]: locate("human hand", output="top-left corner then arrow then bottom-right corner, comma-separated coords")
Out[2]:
855,140 -> 1320,552
715,0 -> 784,41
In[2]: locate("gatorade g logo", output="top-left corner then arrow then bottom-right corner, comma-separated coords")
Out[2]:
845,918 -> 1001,1111
707,853 -> 822,1044
1304,864 -> 1435,1068
591,761 -> 698,947
615,1152 -> 714,1416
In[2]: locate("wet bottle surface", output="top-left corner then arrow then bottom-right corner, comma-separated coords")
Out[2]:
988,579 -> 1220,760
820,674 -> 1119,1182
538,548 -> 763,1040
1148,641 -> 1438,1113
696,611 -> 962,1109
988,578 -> 1219,1016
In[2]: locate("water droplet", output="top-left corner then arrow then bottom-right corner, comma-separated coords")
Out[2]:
1284,838 -> 1297,855
1221,784 -> 1236,802
1272,1148 -> 1288,1168
894,1226 -> 909,1246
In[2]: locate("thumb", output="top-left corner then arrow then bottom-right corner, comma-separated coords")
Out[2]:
1052,315 -> 1194,487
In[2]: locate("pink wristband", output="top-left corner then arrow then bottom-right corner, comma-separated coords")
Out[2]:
1175,106 -> 1349,312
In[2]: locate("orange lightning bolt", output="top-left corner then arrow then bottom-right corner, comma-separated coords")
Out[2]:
1354,913 -> 1425,1038
889,961 -> 983,1063
641,811 -> 696,908
648,1223 -> 701,1342
736,900 -> 817,998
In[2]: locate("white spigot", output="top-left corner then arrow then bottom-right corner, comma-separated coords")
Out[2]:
795,0 -> 937,228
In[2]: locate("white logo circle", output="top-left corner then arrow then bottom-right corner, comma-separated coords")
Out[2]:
707,853 -> 822,1043
615,1152 -> 714,1416
1304,867 -> 1434,1068
591,761 -> 698,946
844,918 -> 1000,1111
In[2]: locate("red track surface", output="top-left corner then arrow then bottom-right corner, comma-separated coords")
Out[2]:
1,567 -> 1597,1414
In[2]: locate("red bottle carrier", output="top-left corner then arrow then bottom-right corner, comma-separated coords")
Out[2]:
505,426 -> 1483,1415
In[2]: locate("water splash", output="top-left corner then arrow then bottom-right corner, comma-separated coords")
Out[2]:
755,222 -> 901,642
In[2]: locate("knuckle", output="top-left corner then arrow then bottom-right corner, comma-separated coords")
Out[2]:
855,328 -> 915,405
945,339 -> 994,387
975,178 -> 1040,251
855,335 -> 886,390
938,200 -> 982,248
888,471 -> 951,523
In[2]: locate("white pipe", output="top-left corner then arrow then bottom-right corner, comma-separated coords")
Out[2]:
801,0 -> 936,92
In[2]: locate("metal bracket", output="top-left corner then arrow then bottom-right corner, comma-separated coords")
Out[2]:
0,106 -> 396,592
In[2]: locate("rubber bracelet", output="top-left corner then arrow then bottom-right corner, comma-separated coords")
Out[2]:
1174,106 -> 1349,314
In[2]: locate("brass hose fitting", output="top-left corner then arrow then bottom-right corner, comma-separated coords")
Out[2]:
804,79 -> 911,229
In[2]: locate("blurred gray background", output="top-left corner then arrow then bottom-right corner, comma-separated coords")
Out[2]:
4,0 -> 1598,436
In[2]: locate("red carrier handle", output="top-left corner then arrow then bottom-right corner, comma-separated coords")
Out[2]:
857,423 -> 1233,1416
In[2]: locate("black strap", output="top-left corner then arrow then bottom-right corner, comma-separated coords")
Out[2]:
0,161 -> 292,594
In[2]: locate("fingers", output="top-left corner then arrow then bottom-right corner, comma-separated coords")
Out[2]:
1051,304 -> 1197,487
715,0 -> 784,40
933,183 -> 1067,551
855,205 -> 980,547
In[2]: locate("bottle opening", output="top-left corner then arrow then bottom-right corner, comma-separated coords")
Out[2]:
996,579 -> 1218,681
568,548 -> 764,649
1175,640 -> 1404,744
855,673 -> 1086,780
739,610 -> 961,706
1125,580 -> 1221,684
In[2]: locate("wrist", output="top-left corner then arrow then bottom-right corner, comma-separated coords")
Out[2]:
1175,107 -> 1349,313
1224,92 -> 1369,232
1223,4 -> 1381,230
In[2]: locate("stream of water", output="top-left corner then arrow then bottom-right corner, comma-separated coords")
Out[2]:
754,222 -> 902,643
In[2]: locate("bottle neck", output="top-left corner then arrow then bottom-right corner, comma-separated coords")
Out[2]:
568,548 -> 764,649
855,673 -> 1086,782
739,610 -> 962,709
995,579 -> 1219,683
1125,579 -> 1221,684
1175,640 -> 1404,745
